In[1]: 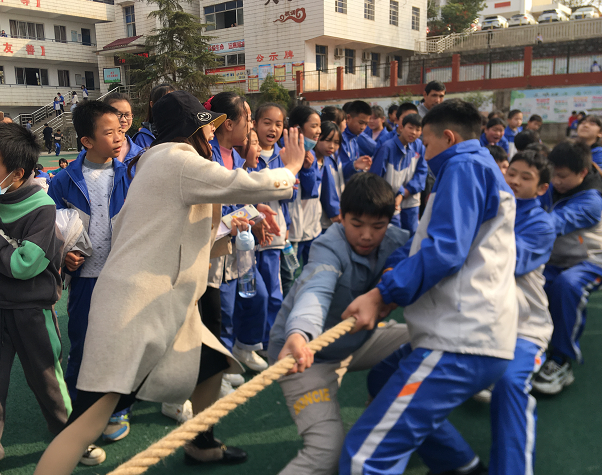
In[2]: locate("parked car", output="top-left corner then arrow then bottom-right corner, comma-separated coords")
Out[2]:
482,15 -> 509,30
508,12 -> 538,26
570,7 -> 600,20
538,9 -> 569,22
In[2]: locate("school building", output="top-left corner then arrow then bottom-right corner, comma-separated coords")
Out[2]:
96,0 -> 428,95
0,0 -> 112,117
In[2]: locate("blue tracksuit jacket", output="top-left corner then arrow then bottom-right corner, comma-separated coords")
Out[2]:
320,154 -> 342,222
480,132 -> 510,154
340,127 -> 362,182
504,125 -> 522,144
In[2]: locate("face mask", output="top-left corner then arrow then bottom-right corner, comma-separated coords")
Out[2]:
0,171 -> 13,195
304,136 -> 317,152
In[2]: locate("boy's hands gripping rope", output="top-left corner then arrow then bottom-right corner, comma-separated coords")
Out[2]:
342,287 -> 398,334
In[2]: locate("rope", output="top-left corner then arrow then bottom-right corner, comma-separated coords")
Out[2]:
108,316 -> 357,475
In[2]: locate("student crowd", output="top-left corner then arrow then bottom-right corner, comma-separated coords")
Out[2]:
0,79 -> 601,475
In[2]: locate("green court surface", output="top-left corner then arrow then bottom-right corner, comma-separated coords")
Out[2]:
37,152 -> 79,172
2,292 -> 601,475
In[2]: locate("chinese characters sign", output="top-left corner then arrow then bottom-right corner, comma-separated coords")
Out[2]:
274,8 -> 306,23
256,50 -> 293,63
209,40 -> 245,53
103,67 -> 121,84
205,66 -> 246,84
3,43 -> 46,56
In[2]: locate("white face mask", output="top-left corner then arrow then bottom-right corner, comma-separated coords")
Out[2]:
0,171 -> 14,195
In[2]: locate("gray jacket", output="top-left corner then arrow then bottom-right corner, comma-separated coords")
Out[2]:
268,223 -> 409,363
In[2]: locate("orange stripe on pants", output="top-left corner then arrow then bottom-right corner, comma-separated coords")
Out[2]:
398,381 -> 421,398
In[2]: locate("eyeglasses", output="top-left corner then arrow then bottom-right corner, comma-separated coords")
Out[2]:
117,113 -> 133,121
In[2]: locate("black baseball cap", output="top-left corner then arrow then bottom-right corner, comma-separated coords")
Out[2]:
152,90 -> 226,145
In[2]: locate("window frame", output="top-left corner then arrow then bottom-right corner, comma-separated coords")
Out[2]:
316,45 -> 328,72
371,52 -> 380,77
124,5 -> 136,37
344,48 -> 355,74
390,0 -> 399,26
58,69 -> 70,88
10,20 -> 44,40
204,1 -> 244,31
335,0 -> 347,14
412,6 -> 420,31
364,0 -> 375,20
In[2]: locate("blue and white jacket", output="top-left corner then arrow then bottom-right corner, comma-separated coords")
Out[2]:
378,140 -> 517,359
74,136 -> 144,169
514,197 -> 555,348
360,127 -> 393,157
504,125 -> 522,144
370,137 -> 427,212
591,143 -> 602,168
288,153 -> 321,243
250,144 -> 297,250
480,132 -> 510,154
268,223 -> 409,363
319,154 -> 343,230
48,153 -> 131,277
207,138 -> 246,287
340,127 -> 362,182
546,168 -> 602,269
132,122 -> 156,149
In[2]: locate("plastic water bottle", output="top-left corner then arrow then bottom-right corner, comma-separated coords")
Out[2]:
236,225 -> 257,298
282,240 -> 300,271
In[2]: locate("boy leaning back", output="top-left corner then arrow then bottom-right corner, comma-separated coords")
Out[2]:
268,173 -> 410,475
533,140 -> 602,394
338,100 -> 518,475
0,124 -> 68,462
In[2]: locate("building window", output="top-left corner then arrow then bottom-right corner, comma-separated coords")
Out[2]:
223,52 -> 245,66
316,45 -> 327,71
390,1 -> 399,26
345,49 -> 355,74
124,6 -> 136,37
371,52 -> 380,77
15,67 -> 48,86
58,70 -> 70,87
364,0 -> 375,20
10,20 -> 44,40
0,66 -> 4,85
335,0 -> 347,14
53,25 -> 67,43
204,1 -> 244,31
412,7 -> 420,30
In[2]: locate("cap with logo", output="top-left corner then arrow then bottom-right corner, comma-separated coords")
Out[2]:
152,90 -> 227,145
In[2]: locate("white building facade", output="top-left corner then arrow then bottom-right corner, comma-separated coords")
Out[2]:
0,0 -> 114,116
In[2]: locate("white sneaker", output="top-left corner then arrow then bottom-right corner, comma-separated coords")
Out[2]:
80,444 -> 106,466
161,400 -> 193,424
532,358 -> 575,395
232,346 -> 268,372
219,378 -> 235,398
473,385 -> 493,403
223,373 -> 245,387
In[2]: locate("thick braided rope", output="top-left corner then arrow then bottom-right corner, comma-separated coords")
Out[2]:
108,316 -> 357,475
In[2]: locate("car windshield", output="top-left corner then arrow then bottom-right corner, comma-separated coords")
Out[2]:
577,7 -> 594,11
542,10 -> 557,14
512,14 -> 523,18
485,16 -> 498,20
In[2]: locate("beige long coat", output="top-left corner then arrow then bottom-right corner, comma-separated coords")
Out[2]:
77,143 -> 295,403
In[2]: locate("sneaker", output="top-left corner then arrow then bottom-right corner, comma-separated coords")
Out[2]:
219,378 -> 235,398
232,346 -> 268,372
223,373 -> 245,387
532,358 -> 575,395
473,385 -> 494,403
161,400 -> 193,424
79,444 -> 106,466
102,407 -> 131,442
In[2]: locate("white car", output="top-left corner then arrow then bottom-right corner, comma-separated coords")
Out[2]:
482,15 -> 509,30
538,9 -> 569,22
508,13 -> 538,27
570,7 -> 600,20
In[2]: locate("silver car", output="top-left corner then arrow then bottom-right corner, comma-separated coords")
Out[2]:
482,15 -> 509,30
570,7 -> 600,20
538,9 -> 569,22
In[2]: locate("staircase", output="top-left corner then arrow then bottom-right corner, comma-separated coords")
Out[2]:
415,24 -> 479,54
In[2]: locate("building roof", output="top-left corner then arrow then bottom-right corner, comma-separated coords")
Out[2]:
103,36 -> 143,51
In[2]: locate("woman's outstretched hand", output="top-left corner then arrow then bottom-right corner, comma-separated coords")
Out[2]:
281,128 -> 305,176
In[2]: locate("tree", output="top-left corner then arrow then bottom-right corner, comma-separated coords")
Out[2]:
397,90 -> 416,105
428,0 -> 485,36
126,0 -> 219,101
463,91 -> 492,111
258,75 -> 291,109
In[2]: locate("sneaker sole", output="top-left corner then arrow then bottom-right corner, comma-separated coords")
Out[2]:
102,424 -> 130,442
79,451 -> 107,466
532,373 -> 575,395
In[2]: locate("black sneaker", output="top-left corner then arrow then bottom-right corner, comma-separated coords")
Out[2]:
532,358 -> 574,395
184,428 -> 247,465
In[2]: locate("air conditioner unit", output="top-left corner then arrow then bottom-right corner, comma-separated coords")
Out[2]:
362,51 -> 371,62
334,48 -> 344,58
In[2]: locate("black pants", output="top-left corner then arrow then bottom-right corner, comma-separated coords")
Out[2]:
197,287 -> 229,384
0,308 -> 70,442
45,139 -> 52,152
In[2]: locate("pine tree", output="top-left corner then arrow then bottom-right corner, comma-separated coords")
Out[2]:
428,0 -> 485,36
127,0 -> 219,100
258,75 -> 291,109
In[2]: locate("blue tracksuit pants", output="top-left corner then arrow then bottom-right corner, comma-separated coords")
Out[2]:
400,207 -> 419,237
229,270 -> 269,351
65,276 -> 96,400
219,280 -> 237,352
544,262 -> 602,363
489,338 -> 545,475
340,344 -> 508,475
256,249 -> 282,348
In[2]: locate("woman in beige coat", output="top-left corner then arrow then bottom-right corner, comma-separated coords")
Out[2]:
35,91 -> 306,475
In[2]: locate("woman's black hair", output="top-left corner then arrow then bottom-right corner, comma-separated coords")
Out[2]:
254,102 -> 286,122
321,106 -> 345,128
319,120 -> 341,143
210,91 -> 248,125
486,117 -> 507,129
145,83 -> 175,123
511,150 -> 552,185
288,105 -> 319,128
